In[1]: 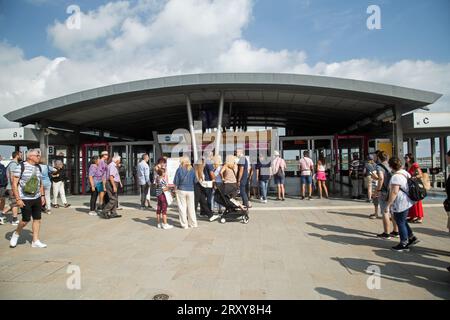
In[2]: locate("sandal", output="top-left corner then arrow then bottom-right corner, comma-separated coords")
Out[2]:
412,219 -> 423,224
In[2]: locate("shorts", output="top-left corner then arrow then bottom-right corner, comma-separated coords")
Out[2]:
274,174 -> 285,185
21,198 -> 42,222
379,193 -> 391,216
95,182 -> 104,192
0,187 -> 7,198
316,172 -> 326,181
301,175 -> 312,185
156,193 -> 168,215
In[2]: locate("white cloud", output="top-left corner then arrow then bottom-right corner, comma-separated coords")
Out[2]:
0,0 -> 449,133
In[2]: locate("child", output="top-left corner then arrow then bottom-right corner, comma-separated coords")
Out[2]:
155,168 -> 173,230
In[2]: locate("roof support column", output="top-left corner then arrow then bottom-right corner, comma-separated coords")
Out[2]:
442,136 -> 448,185
431,137 -> 436,188
186,95 -> 198,163
394,106 -> 404,159
39,122 -> 48,163
215,91 -> 224,156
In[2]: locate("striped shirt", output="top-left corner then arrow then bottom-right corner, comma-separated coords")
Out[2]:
155,176 -> 168,196
13,162 -> 43,200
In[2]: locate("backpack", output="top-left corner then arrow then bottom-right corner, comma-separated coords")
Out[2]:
20,162 -> 42,196
0,164 -> 7,188
399,174 -> 427,202
275,158 -> 285,178
377,163 -> 391,192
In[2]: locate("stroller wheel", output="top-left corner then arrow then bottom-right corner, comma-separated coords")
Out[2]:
220,218 -> 226,224
242,215 -> 249,224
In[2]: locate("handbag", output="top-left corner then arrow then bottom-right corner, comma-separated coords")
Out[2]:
164,190 -> 174,206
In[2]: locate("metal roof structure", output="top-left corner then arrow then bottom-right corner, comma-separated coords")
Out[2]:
4,73 -> 442,140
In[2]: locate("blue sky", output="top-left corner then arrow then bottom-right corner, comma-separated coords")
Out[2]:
1,0 -> 449,63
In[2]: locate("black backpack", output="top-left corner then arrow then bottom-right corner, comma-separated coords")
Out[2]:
399,173 -> 427,202
405,178 -> 427,202
0,164 -> 7,188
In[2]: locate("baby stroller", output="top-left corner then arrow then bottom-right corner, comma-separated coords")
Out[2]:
214,184 -> 249,224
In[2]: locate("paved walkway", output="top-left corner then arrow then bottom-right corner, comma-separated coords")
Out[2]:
0,195 -> 449,300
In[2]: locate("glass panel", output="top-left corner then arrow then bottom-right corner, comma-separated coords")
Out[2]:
340,149 -> 349,171
416,138 -> 431,173
313,139 -> 333,171
282,139 -> 308,176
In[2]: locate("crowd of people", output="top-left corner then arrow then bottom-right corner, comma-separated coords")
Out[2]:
0,147 -> 449,258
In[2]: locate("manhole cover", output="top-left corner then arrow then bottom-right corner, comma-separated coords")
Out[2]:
153,294 -> 170,300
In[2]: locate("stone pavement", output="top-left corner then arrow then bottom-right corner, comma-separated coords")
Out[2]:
0,195 -> 449,300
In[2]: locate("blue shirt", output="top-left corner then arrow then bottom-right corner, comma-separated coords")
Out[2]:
238,156 -> 249,182
41,165 -> 56,188
137,160 -> 150,185
173,167 -> 197,191
204,162 -> 214,182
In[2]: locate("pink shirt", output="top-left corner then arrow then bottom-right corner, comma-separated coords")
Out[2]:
299,157 -> 314,176
272,157 -> 286,175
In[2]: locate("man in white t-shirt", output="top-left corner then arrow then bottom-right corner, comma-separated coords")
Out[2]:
299,151 -> 314,200
385,157 -> 419,252
9,149 -> 47,249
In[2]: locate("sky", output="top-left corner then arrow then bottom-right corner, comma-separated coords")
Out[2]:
0,0 -> 449,157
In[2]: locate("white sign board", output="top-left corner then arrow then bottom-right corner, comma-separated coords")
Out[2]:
157,134 -> 185,144
0,128 -> 25,141
166,158 -> 180,185
413,113 -> 450,129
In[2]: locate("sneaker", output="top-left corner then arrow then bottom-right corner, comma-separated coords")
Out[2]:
157,223 -> 162,229
369,214 -> 378,219
9,232 -> 19,248
264,200 -> 267,204
389,231 -> 400,238
376,232 -> 391,240
301,196 -> 305,200
308,197 -> 312,201
109,213 -> 122,218
391,243 -> 410,252
0,216 -> 5,225
209,214 -> 220,222
11,217 -> 19,226
31,240 -> 47,248
162,223 -> 174,230
63,203 -> 71,208
46,210 -> 52,215
88,211 -> 97,216
116,207 -> 123,210
140,206 -> 146,211
52,204 -> 59,208
408,236 -> 420,247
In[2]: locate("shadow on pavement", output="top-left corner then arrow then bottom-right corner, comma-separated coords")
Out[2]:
306,222 -> 378,238
308,232 -> 391,249
4,229 -> 32,245
413,226 -> 450,239
331,257 -> 450,299
315,287 -> 378,300
327,211 -> 374,219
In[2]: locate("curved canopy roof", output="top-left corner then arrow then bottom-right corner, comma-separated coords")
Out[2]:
4,73 -> 442,139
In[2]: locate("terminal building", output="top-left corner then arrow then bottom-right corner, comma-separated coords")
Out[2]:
0,73 -> 449,196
